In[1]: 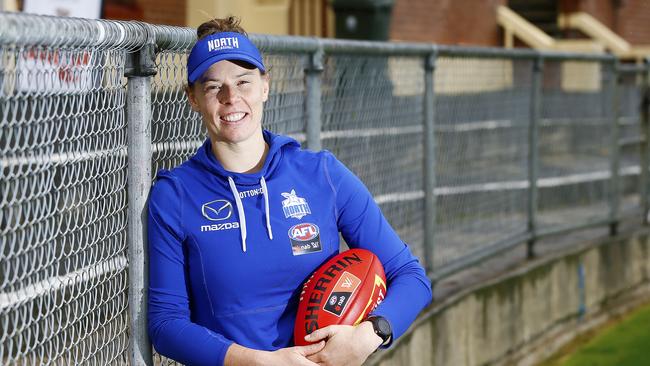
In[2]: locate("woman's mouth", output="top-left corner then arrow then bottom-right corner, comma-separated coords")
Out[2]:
221,112 -> 247,123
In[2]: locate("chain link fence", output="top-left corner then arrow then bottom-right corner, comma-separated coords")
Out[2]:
537,59 -> 612,232
433,56 -> 532,269
618,65 -> 647,217
0,14 -> 142,365
1,12 -> 649,366
321,54 -> 426,259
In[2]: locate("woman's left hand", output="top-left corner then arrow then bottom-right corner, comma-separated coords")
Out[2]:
304,321 -> 384,366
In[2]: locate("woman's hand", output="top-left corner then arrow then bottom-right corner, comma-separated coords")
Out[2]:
226,341 -> 325,366
304,322 -> 383,366
263,342 -> 327,366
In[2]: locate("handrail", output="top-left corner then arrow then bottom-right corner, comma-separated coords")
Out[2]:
558,12 -> 629,54
497,5 -> 555,50
558,12 -> 650,61
497,5 -> 603,54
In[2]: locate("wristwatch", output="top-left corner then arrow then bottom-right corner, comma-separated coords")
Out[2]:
366,315 -> 392,347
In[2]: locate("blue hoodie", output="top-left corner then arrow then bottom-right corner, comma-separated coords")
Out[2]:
148,130 -> 432,366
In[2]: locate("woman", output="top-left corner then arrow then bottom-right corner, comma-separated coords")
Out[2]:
148,17 -> 432,366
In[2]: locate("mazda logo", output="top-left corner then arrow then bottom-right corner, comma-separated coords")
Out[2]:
201,199 -> 233,221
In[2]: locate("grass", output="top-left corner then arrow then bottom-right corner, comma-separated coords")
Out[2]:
540,302 -> 650,366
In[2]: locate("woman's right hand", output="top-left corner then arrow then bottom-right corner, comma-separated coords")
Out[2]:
260,341 -> 325,365
225,341 -> 325,366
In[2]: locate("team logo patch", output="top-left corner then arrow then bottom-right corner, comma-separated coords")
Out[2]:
207,37 -> 239,52
202,199 -> 233,221
281,189 -> 311,220
289,223 -> 322,255
323,272 -> 361,317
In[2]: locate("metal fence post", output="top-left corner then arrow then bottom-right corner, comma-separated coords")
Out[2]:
641,58 -> 650,224
125,42 -> 157,366
306,44 -> 324,151
609,60 -> 621,236
527,55 -> 543,259
424,50 -> 438,275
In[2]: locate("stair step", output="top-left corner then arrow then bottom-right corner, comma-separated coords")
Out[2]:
507,1 -> 559,36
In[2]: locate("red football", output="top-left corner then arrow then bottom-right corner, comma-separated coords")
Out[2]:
294,248 -> 387,346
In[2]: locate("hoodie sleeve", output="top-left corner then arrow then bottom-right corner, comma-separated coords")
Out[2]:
148,171 -> 234,366
323,152 -> 433,344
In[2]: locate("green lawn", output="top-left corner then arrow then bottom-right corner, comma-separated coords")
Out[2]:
543,302 -> 650,366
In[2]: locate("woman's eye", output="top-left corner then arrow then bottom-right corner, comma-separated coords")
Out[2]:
238,80 -> 250,86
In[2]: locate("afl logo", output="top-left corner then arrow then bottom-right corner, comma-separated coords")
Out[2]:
288,223 -> 319,241
329,295 -> 338,305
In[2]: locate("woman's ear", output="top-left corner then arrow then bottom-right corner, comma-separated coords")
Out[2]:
186,84 -> 200,111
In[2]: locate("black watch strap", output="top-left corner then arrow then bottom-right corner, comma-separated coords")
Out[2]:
367,315 -> 392,346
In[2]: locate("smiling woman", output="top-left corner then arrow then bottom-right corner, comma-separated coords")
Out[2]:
147,15 -> 432,366
185,23 -> 270,174
187,58 -> 269,171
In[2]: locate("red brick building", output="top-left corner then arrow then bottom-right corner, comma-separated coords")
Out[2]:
12,0 -> 650,47
103,0 -> 182,26
390,0 -> 650,47
565,0 -> 650,45
390,0 -> 506,46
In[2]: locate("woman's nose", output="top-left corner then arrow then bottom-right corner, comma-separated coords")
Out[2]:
218,85 -> 239,104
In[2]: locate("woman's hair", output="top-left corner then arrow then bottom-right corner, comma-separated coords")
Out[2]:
197,16 -> 248,40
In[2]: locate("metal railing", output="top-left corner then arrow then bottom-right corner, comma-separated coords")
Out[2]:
1,12 -> 649,366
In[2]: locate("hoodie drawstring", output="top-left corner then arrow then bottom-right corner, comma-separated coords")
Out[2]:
227,176 -> 274,253
228,177 -> 247,252
260,177 -> 273,240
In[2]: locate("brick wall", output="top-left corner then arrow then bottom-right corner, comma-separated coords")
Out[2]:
105,0 -> 649,46
575,0 -> 650,45
576,0 -> 616,30
617,0 -> 650,45
137,0 -> 186,26
104,1 -> 144,21
390,0 -> 506,46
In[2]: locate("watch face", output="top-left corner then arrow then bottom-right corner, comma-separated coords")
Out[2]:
376,317 -> 391,337
370,316 -> 391,342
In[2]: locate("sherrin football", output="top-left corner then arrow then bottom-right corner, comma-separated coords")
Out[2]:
294,248 -> 387,346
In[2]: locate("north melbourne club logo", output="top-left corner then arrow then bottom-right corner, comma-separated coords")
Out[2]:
281,189 -> 311,220
207,37 -> 239,52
